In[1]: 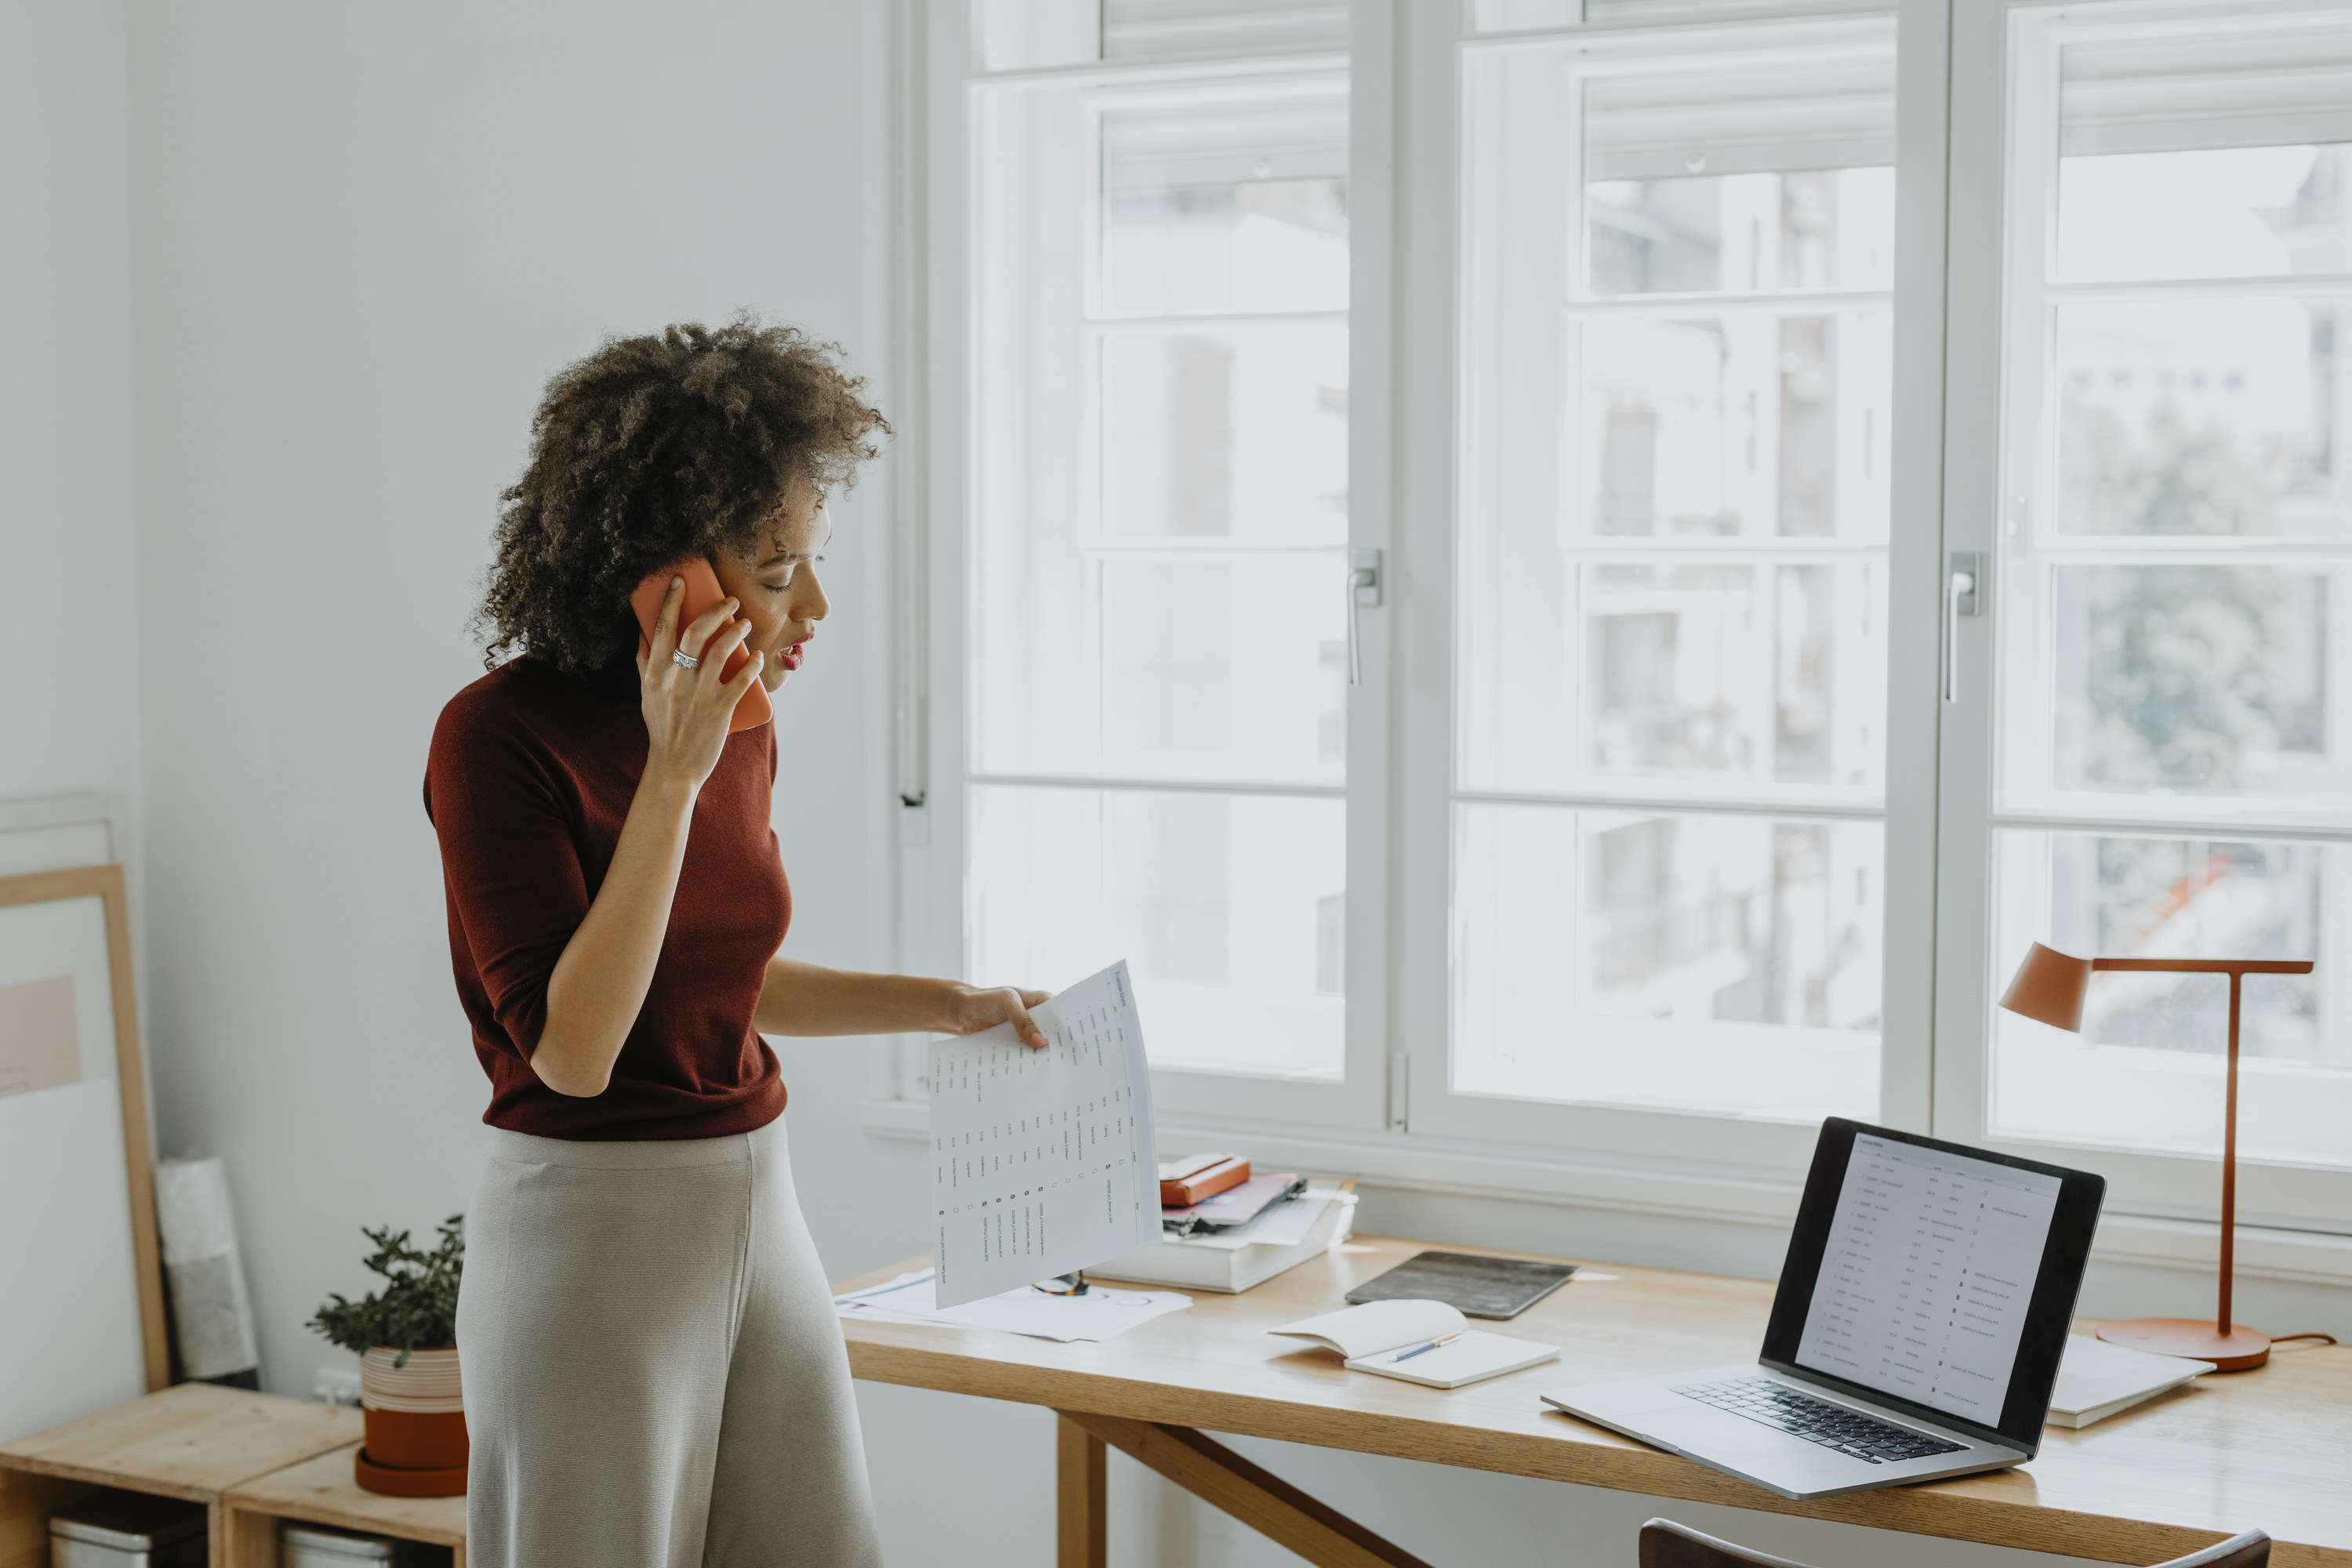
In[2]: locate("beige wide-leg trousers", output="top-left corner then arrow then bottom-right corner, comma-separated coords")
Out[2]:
458,1118 -> 882,1568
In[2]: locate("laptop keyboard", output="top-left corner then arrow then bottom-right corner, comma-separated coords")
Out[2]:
1670,1378 -> 1967,1465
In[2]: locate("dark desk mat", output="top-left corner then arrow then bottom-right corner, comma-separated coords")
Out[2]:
1343,1250 -> 1579,1319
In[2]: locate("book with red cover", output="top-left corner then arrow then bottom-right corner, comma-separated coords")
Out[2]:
1159,1153 -> 1250,1207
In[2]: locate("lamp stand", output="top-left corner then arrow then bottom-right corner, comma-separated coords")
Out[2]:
2092,967 -> 2273,1371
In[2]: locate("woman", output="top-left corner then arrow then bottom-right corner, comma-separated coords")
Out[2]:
426,319 -> 1044,1567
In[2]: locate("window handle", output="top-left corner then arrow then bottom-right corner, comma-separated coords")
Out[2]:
1347,547 -> 1382,687
1945,551 -> 1981,704
1347,548 -> 1383,686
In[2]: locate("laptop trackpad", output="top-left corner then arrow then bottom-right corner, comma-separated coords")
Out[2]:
1642,1406 -> 1809,1457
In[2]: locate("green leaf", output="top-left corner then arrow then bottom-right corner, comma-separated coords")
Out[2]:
307,1215 -> 466,1361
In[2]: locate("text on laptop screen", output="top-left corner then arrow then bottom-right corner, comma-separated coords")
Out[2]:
1795,1134 -> 2062,1425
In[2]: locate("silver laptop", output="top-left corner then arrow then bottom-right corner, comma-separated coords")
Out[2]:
1542,1119 -> 2105,1501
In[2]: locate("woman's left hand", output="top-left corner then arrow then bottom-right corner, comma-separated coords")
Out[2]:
944,983 -> 1052,1050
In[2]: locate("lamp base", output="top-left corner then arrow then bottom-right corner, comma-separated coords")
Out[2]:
2095,1317 -> 2271,1370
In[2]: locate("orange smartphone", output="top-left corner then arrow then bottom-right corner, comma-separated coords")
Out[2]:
628,559 -> 773,734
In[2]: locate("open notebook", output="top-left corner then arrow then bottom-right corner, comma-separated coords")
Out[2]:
1271,1299 -> 1559,1389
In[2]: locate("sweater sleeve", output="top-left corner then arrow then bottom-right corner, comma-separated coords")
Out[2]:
424,704 -> 589,1065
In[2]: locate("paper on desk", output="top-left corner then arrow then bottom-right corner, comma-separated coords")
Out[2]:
926,961 -> 1160,1307
835,1269 -> 945,1316
1180,1188 -> 1340,1250
834,1268 -> 1189,1343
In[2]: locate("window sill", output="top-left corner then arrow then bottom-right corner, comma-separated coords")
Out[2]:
853,1098 -> 2352,1285
2087,1210 -> 2352,1289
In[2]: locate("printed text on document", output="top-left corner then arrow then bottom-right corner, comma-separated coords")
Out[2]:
927,961 -> 1160,1308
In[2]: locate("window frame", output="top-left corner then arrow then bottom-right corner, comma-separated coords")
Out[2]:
885,0 -> 2352,1246
1388,2 -> 1944,1176
904,0 -> 1942,1174
897,1 -> 1393,1133
1933,0 -> 2352,1232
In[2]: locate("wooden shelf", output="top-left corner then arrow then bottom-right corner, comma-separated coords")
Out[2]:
0,1385 -> 361,1568
222,1445 -> 466,1568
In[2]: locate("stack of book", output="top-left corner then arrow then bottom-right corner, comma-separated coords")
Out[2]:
1094,1154 -> 1356,1293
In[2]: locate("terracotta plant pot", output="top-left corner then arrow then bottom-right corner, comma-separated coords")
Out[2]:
356,1345 -> 466,1496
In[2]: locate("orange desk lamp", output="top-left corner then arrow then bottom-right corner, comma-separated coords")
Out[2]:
1998,942 -> 2312,1370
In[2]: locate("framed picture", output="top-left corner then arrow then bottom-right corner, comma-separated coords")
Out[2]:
0,865 -> 168,1439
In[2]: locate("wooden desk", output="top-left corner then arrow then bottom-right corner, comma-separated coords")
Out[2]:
0,1384 -> 360,1568
839,1235 -> 2352,1568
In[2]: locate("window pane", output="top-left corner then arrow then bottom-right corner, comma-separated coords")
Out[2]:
970,785 -> 1344,1080
1583,561 -> 1882,786
1991,829 -> 2352,1169
1994,7 -> 2352,1185
2006,16 -> 2352,830
1102,180 -> 1349,317
1454,804 -> 1882,1120
2055,299 -> 2345,539
2056,146 -> 2352,285
1100,85 -> 1347,314
1464,555 -> 1886,800
1100,322 -> 1348,544
972,550 -> 1346,783
2049,564 -> 2331,803
1589,563 -> 1764,774
1573,311 -> 1891,541
1588,170 -> 1894,298
1461,303 -> 1891,798
970,70 -> 1349,1072
1457,27 -> 1893,1125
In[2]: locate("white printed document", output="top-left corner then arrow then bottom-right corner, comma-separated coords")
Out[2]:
927,961 -> 1159,1308
835,1268 -> 1189,1343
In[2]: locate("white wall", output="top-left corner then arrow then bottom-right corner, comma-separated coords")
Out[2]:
1,0 -> 139,809
121,0 -> 911,1387
0,3 -> 2281,1565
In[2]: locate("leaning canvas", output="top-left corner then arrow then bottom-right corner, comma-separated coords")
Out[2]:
0,865 -> 166,1439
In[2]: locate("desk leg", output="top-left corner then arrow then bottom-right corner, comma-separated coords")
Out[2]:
1055,1411 -> 1432,1568
1057,1414 -> 1107,1568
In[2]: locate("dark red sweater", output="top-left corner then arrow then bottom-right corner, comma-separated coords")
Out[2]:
423,656 -> 789,1140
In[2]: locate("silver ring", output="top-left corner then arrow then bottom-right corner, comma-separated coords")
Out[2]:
671,648 -> 701,672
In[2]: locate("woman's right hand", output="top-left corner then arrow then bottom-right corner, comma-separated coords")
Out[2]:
635,575 -> 764,792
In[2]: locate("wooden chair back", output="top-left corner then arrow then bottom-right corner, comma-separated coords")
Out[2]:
1637,1519 -> 2271,1568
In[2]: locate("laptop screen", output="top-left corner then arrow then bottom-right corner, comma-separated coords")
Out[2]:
1761,1119 -> 2104,1450
1793,1133 -> 2061,1425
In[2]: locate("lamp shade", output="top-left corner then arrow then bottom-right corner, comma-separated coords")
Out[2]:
1999,942 -> 2094,1032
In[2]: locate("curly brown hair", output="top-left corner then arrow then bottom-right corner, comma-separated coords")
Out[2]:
476,316 -> 889,671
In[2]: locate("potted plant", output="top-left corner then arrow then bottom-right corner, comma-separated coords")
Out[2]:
308,1216 -> 466,1496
